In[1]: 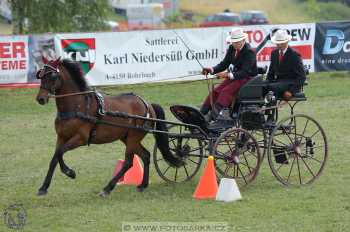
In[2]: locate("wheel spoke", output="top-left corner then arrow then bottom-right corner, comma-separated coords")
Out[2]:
281,126 -> 294,144
174,168 -> 178,182
309,145 -> 325,150
310,129 -> 321,139
183,165 -> 190,178
188,158 -> 200,165
224,137 -> 235,153
241,153 -> 253,172
271,137 -> 289,147
296,155 -> 302,185
286,156 -> 296,183
170,139 -> 177,148
245,149 -> 258,158
224,164 -> 231,176
237,166 -> 248,184
162,166 -> 171,176
301,119 -> 310,137
304,156 -> 322,164
239,160 -> 255,171
300,155 -> 316,178
293,117 -> 297,141
189,147 -> 201,153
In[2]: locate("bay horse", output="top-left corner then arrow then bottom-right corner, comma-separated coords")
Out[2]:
35,57 -> 182,197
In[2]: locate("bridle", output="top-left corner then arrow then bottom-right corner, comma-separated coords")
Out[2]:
37,63 -> 94,98
37,63 -> 60,79
37,63 -> 61,93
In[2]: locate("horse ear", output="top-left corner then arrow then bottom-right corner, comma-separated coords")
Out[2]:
42,56 -> 48,64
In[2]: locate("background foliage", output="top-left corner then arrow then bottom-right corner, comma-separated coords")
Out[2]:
10,0 -> 109,34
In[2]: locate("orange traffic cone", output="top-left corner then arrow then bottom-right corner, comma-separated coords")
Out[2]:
193,156 -> 218,200
118,155 -> 144,186
112,159 -> 125,182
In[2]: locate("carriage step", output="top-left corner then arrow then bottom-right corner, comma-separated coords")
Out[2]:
207,120 -> 236,131
263,121 -> 295,130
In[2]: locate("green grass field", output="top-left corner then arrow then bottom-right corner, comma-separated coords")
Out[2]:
1,72 -> 350,231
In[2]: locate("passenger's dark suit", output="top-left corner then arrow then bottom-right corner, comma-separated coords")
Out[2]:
266,47 -> 306,96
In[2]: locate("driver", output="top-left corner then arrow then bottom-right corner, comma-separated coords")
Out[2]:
200,28 -> 258,123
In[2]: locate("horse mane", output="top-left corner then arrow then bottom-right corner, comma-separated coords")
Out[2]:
61,59 -> 90,91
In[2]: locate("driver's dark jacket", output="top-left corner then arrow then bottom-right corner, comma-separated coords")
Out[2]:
212,43 -> 258,79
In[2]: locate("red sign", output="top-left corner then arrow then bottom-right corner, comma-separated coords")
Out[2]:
256,45 -> 312,62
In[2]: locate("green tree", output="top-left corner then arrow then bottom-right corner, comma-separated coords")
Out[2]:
10,0 -> 110,34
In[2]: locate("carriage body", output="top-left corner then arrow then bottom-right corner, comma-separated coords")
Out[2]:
153,73 -> 328,188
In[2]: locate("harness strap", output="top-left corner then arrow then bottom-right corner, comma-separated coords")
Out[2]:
94,91 -> 106,115
55,92 -> 152,145
49,90 -> 95,99
134,94 -> 150,118
56,111 -> 78,120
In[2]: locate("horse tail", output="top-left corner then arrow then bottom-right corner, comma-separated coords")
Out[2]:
151,103 -> 183,167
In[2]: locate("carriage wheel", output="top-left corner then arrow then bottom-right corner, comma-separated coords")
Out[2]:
153,125 -> 204,183
267,114 -> 328,186
213,128 -> 262,187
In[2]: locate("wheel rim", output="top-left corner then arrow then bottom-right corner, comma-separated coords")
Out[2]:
267,114 -> 328,186
214,128 -> 262,187
153,125 -> 203,183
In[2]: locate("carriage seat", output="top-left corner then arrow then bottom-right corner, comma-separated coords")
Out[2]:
237,66 -> 309,103
237,75 -> 266,104
281,92 -> 307,101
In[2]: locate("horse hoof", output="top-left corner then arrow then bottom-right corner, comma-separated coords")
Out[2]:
65,169 -> 76,179
37,189 -> 48,196
98,191 -> 110,198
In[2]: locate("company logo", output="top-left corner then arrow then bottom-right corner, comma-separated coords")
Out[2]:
323,29 -> 350,55
61,38 -> 96,75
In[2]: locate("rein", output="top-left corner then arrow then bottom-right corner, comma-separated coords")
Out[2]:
48,90 -> 95,99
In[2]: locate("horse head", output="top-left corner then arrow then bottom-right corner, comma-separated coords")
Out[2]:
36,56 -> 62,105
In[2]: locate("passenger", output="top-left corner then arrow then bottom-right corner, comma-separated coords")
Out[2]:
265,29 -> 306,98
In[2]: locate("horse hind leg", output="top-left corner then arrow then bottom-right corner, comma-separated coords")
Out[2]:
135,144 -> 150,192
99,153 -> 134,198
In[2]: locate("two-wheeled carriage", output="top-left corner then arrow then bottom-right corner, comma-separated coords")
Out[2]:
153,71 -> 328,188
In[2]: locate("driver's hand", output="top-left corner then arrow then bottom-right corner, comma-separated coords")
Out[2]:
201,67 -> 212,75
216,72 -> 229,79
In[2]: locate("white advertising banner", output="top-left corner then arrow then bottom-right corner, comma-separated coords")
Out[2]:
237,23 -> 316,72
0,35 -> 29,84
55,28 -> 224,86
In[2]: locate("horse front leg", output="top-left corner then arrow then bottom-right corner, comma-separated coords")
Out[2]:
37,135 -> 85,196
58,151 -> 76,179
58,159 -> 76,179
